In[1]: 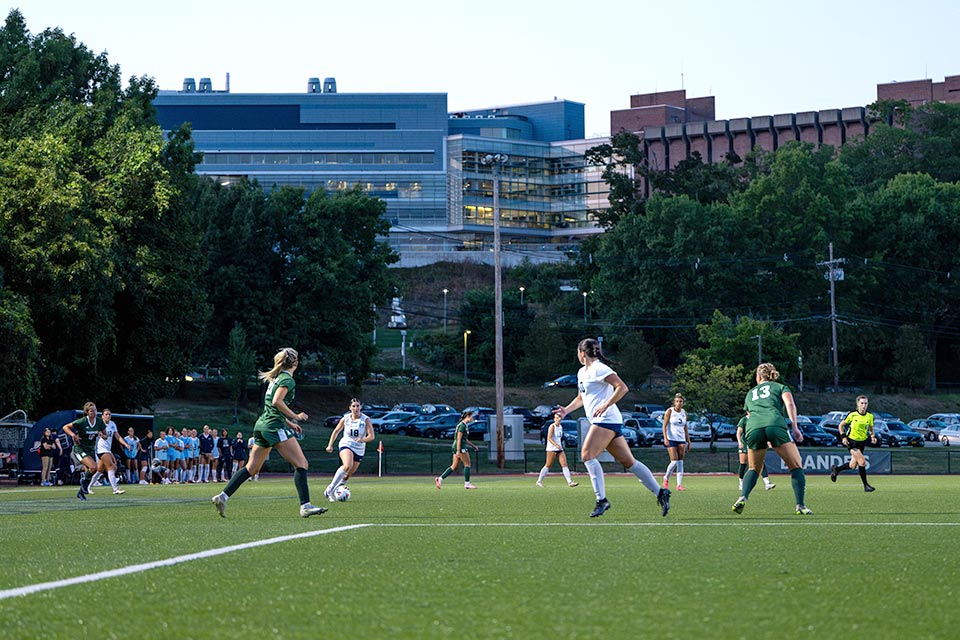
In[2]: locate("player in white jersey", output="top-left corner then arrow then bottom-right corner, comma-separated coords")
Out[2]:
536,412 -> 579,488
323,399 -> 374,501
661,393 -> 691,491
555,338 -> 670,518
88,408 -> 126,494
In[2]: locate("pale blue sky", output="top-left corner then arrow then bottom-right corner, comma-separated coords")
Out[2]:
9,0 -> 959,137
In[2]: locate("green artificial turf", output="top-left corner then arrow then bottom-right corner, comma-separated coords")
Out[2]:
1,474 -> 957,639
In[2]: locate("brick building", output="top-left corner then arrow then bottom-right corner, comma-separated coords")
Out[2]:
612,75 -> 958,190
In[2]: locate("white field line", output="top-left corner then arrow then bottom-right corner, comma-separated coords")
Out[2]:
0,523 -> 371,602
4,520 -> 959,601
380,522 -> 960,527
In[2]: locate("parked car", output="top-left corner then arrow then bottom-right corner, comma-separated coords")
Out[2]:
440,420 -> 489,441
879,420 -> 924,447
797,422 -> 838,447
370,411 -> 418,433
703,414 -> 737,441
378,413 -> 421,436
688,415 -> 712,442
633,403 -> 665,415
410,413 -> 462,439
624,417 -> 662,447
464,406 -> 495,418
531,405 -> 556,419
323,415 -> 344,429
907,419 -> 950,442
421,404 -> 457,415
391,403 -> 428,414
926,413 -> 960,425
503,406 -> 541,430
542,375 -> 578,388
798,414 -> 822,427
539,419 -> 581,447
940,424 -> 960,446
820,410 -> 850,440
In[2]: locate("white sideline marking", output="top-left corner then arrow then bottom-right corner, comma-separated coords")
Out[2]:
0,523 -> 371,602
5,520 -> 958,600
381,522 -> 960,527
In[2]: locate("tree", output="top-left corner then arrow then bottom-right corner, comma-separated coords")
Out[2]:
517,314 -> 575,382
886,325 -> 934,392
0,10 -> 207,412
691,311 -> 800,379
672,353 -> 750,422
647,151 -> 748,205
225,324 -> 257,422
584,131 -> 648,228
615,331 -> 656,389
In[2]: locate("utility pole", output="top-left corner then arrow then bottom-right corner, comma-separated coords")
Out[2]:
818,243 -> 845,390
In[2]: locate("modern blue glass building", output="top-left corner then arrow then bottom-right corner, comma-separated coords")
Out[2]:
153,79 -> 608,266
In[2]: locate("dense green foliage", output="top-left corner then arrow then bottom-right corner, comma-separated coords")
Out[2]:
0,10 -> 397,413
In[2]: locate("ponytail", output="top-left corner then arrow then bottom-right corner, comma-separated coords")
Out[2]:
258,347 -> 299,382
578,338 -> 617,367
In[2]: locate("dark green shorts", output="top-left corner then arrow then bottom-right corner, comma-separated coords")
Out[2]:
253,427 -> 294,448
743,425 -> 792,450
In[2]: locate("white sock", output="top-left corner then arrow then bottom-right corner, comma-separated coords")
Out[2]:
677,460 -> 684,486
583,458 -> 605,501
628,461 -> 661,494
328,468 -> 348,493
88,472 -> 102,488
107,469 -> 119,491
537,467 -> 549,484
561,466 -> 573,483
663,461 -> 677,483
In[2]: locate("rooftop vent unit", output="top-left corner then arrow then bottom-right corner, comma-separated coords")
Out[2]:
308,77 -> 322,93
182,77 -> 196,93
323,77 -> 337,93
198,77 -> 213,92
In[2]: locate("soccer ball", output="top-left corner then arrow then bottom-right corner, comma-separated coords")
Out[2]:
334,485 -> 351,502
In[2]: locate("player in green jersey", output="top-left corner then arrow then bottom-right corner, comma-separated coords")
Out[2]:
62,402 -> 104,501
830,395 -> 877,491
731,363 -> 812,516
211,348 -> 326,518
435,410 -> 480,489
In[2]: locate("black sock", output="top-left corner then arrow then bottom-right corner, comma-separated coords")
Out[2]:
834,464 -> 850,474
858,466 -> 869,486
224,466 -> 250,497
294,468 -> 310,505
738,463 -> 747,479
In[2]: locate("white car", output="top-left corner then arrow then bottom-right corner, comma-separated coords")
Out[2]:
940,424 -> 960,446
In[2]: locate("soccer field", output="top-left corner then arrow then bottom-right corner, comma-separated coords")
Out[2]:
1,474 -> 956,639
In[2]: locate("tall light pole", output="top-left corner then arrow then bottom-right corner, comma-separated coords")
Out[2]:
442,288 -> 448,334
481,152 -> 508,468
750,334 -> 762,366
463,329 -> 471,407
519,286 -> 525,305
582,291 -> 588,323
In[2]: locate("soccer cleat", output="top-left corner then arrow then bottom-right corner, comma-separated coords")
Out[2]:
796,506 -> 813,515
662,478 -> 669,489
589,498 -> 611,518
676,485 -> 687,491
765,483 -> 776,491
434,477 -> 442,490
76,488 -> 87,501
138,480 -> 148,485
323,486 -> 336,502
732,497 -> 746,514
536,481 -> 544,488
830,466 -> 839,483
113,489 -> 125,495
657,488 -> 671,517
464,482 -> 478,489
299,503 -> 328,518
568,481 -> 579,487
864,484 -> 876,492
212,493 -> 226,518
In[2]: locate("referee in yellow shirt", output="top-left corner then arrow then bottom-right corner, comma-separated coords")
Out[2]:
830,395 -> 877,492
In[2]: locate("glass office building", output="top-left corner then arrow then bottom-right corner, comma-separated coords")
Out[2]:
154,82 -> 608,266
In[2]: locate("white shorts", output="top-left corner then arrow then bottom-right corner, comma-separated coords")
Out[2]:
546,444 -> 563,453
95,439 -> 113,456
